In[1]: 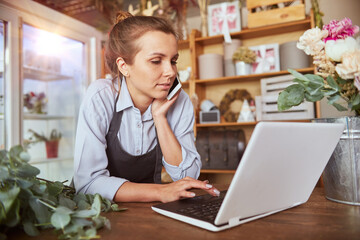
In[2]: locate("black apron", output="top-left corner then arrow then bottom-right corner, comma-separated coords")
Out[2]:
105,94 -> 163,183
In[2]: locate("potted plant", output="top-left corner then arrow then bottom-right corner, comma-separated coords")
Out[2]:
27,129 -> 62,158
232,46 -> 257,75
277,18 -> 360,205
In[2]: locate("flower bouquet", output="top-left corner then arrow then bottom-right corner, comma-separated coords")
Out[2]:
24,91 -> 47,114
277,18 -> 360,115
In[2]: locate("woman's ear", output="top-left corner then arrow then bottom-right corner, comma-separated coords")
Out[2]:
116,57 -> 129,77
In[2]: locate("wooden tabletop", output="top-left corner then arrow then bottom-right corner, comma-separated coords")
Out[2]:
7,187 -> 360,240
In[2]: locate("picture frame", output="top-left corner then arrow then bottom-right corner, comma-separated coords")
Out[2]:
207,1 -> 241,37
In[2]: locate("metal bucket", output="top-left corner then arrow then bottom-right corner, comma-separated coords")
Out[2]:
315,116 -> 360,205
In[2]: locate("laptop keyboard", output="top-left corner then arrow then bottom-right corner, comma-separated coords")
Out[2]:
176,191 -> 226,222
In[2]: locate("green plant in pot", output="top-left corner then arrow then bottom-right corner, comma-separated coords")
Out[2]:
232,46 -> 257,76
277,18 -> 360,206
26,129 -> 62,158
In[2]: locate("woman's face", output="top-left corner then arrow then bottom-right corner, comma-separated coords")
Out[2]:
125,30 -> 178,105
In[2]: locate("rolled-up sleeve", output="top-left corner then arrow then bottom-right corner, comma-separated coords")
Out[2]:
163,91 -> 202,181
73,81 -> 127,200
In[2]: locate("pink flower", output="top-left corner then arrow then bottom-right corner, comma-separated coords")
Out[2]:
323,18 -> 359,42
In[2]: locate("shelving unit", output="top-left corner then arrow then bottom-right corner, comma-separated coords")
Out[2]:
182,15 -> 316,180
22,66 -> 76,165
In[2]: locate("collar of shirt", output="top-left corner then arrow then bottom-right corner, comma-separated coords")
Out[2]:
116,78 -> 153,122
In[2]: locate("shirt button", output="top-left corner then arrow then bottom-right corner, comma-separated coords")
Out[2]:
137,122 -> 141,128
136,150 -> 140,154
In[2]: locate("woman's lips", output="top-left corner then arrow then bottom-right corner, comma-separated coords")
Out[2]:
157,83 -> 171,90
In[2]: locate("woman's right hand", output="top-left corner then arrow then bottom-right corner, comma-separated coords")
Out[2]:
158,177 -> 220,203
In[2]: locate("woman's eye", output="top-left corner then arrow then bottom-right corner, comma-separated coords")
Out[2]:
171,60 -> 177,65
151,60 -> 161,64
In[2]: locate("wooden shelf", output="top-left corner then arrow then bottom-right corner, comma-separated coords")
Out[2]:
30,157 -> 73,164
23,67 -> 72,81
24,113 -> 74,120
195,67 -> 314,85
195,17 -> 312,45
181,81 -> 189,88
200,169 -> 236,174
197,119 -> 311,128
178,39 -> 190,50
197,121 -> 257,128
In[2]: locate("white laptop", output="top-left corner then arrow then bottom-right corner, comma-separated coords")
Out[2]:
152,121 -> 344,232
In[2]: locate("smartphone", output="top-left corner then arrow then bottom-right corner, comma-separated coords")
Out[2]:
167,76 -> 182,100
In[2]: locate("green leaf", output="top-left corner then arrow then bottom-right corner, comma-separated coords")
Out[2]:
110,204 -> 127,212
47,181 -> 64,197
0,150 -> 7,164
304,73 -> 324,84
31,182 -> 47,195
91,194 -> 102,217
19,151 -> 31,162
350,94 -> 360,108
29,197 -> 52,224
15,164 -> 40,178
0,186 -> 20,215
23,219 -> 40,236
0,166 -> 9,181
323,89 -> 338,96
327,94 -> 341,105
59,195 -> 76,210
305,90 -> 324,102
5,199 -> 20,227
55,206 -> 74,215
326,75 -> 341,91
277,84 -> 305,111
77,200 -> 91,210
332,102 -> 348,111
288,69 -> 309,82
9,145 -> 24,159
85,227 -> 98,238
15,178 -> 34,189
73,209 -> 97,218
51,211 -> 71,229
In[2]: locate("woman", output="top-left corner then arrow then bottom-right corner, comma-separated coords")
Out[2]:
73,11 -> 219,203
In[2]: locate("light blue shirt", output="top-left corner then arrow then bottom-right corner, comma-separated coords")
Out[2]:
74,78 -> 201,200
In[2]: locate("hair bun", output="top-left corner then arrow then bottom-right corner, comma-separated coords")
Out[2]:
115,11 -> 133,24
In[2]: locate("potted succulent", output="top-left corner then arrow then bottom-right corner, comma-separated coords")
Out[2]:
26,129 -> 62,158
232,46 -> 257,75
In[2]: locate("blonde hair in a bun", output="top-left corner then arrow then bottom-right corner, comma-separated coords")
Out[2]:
115,11 -> 133,24
105,13 -> 178,78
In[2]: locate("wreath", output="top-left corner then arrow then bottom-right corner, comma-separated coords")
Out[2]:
219,89 -> 253,122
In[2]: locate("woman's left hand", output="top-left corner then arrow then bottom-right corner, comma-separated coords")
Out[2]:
151,91 -> 180,120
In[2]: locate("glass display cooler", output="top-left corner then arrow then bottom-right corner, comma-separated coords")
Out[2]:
0,0 -> 104,182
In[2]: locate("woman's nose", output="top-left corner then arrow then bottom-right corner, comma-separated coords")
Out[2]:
163,62 -> 176,78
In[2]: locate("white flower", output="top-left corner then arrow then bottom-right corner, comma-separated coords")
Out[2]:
335,49 -> 360,79
297,27 -> 328,55
325,37 -> 358,62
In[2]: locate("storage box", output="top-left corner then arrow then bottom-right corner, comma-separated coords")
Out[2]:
256,74 -> 314,120
246,0 -> 305,28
